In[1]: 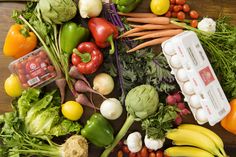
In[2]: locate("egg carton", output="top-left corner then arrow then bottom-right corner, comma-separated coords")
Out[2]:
161,31 -> 230,126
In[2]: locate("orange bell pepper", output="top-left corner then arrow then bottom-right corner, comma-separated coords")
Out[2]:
221,99 -> 236,135
3,24 -> 37,58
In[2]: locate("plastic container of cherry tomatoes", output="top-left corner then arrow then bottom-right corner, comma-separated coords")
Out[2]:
8,47 -> 59,89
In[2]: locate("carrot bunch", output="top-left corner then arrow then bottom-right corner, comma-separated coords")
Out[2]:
118,12 -> 184,53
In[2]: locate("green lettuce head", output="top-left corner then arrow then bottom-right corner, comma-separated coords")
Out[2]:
125,84 -> 159,120
38,0 -> 77,24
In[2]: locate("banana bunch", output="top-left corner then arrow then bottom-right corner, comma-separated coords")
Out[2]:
165,124 -> 227,157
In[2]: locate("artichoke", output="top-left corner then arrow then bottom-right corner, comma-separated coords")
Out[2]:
101,84 -> 159,157
38,0 -> 77,24
125,84 -> 159,119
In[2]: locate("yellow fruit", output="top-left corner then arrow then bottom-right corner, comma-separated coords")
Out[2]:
61,101 -> 83,121
150,0 -> 170,15
4,74 -> 23,97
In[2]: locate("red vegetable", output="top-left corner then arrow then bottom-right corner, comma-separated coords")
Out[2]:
175,0 -> 186,5
173,92 -> 182,102
155,150 -> 164,157
129,152 -> 137,157
175,115 -> 183,125
75,93 -> 98,110
190,20 -> 198,28
88,17 -> 118,54
122,145 -> 130,154
72,42 -> 103,75
171,12 -> 177,17
190,10 -> 199,19
55,78 -> 66,103
177,102 -> 185,110
149,152 -> 156,157
177,11 -> 185,20
170,0 -> 175,4
169,4 -> 174,11
173,5 -> 181,12
166,95 -> 177,105
140,146 -> 148,157
165,11 -> 172,17
183,4 -> 190,12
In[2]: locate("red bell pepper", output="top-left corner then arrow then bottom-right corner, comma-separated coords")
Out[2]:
72,42 -> 103,74
88,18 -> 119,54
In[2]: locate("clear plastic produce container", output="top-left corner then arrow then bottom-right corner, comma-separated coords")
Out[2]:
8,47 -> 59,89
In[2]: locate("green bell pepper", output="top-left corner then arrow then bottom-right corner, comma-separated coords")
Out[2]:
81,113 -> 114,147
115,0 -> 143,13
60,22 -> 90,55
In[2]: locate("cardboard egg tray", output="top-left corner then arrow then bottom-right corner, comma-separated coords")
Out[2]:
161,31 -> 230,126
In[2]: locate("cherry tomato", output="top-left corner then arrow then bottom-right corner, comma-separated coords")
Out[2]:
140,147 -> 148,157
178,5 -> 183,11
149,152 -> 156,157
189,10 -> 199,19
175,0 -> 186,5
177,11 -> 185,20
190,20 -> 198,28
129,152 -> 137,157
39,51 -> 47,59
170,0 -> 175,4
18,74 -> 27,83
122,145 -> 130,154
117,150 -> 123,157
156,150 -> 164,157
171,12 -> 177,17
35,57 -> 42,64
169,4 -> 174,11
25,61 -> 39,73
50,72 -> 57,78
165,11 -> 172,17
17,69 -> 25,75
71,53 -> 81,66
183,4 -> 190,12
47,65 -> 55,72
173,5 -> 181,12
15,62 -> 23,70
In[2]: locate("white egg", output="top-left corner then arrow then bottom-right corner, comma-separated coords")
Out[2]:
195,108 -> 208,123
170,54 -> 182,69
189,95 -> 201,108
176,68 -> 188,82
183,81 -> 195,95
163,41 -> 176,56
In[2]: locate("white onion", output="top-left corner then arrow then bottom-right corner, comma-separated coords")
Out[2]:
189,95 -> 201,108
79,0 -> 102,18
195,108 -> 208,123
100,98 -> 123,120
170,54 -> 182,69
93,73 -> 114,95
183,81 -> 195,95
176,68 -> 188,82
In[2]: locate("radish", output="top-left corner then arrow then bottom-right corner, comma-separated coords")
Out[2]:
173,92 -> 182,103
180,108 -> 191,116
74,80 -> 107,99
177,102 -> 185,110
174,115 -> 182,125
55,78 -> 66,103
69,66 -> 90,87
166,95 -> 177,105
75,93 -> 99,110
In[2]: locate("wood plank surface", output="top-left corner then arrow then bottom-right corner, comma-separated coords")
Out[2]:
0,1 -> 236,156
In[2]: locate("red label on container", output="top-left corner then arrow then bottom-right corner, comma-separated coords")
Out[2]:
199,66 -> 215,86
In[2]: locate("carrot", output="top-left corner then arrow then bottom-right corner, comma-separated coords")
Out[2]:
134,29 -> 183,40
126,30 -> 162,37
130,24 -> 184,30
118,12 -> 157,18
119,27 -> 143,38
127,37 -> 171,53
126,17 -> 170,25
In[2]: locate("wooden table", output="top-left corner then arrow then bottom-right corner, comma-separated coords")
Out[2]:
0,0 -> 236,156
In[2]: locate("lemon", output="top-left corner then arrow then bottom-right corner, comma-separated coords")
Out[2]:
150,0 -> 170,15
61,101 -> 83,121
4,74 -> 23,97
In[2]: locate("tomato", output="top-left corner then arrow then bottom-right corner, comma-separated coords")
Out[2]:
129,152 -> 137,157
117,150 -> 124,157
149,152 -> 156,157
150,0 -> 170,15
4,74 -> 23,97
175,0 -> 186,5
18,74 -> 27,83
190,20 -> 198,28
183,4 -> 190,12
156,150 -> 164,157
165,11 -> 172,17
140,147 -> 148,157
190,10 -> 199,19
122,145 -> 130,154
173,5 -> 181,12
177,11 -> 185,20
38,50 -> 47,59
178,5 -> 183,11
169,4 -> 174,11
61,101 -> 84,121
47,65 -> 55,72
25,60 -> 39,73
170,0 -> 175,4
171,12 -> 177,17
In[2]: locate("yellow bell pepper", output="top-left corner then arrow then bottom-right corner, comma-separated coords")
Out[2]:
3,24 -> 37,58
221,99 -> 236,135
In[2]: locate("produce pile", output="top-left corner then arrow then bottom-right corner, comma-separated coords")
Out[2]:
1,0 -> 236,157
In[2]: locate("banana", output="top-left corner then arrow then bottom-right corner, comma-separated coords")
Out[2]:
166,128 -> 223,157
178,124 -> 226,156
164,146 -> 215,157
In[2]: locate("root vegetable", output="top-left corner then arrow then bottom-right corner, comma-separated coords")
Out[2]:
119,27 -> 143,38
55,78 -> 66,103
130,24 -> 184,30
134,29 -> 183,40
74,80 -> 107,99
173,92 -> 182,103
126,31 -> 161,37
93,73 -> 114,95
118,12 -> 157,18
166,95 -> 177,105
127,37 -> 171,53
69,66 -> 90,87
100,98 -> 123,120
126,17 -> 170,25
75,93 -> 99,110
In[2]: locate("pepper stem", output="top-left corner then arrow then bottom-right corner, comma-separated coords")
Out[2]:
107,35 -> 115,55
20,26 -> 30,37
101,115 -> 135,157
73,48 -> 91,63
